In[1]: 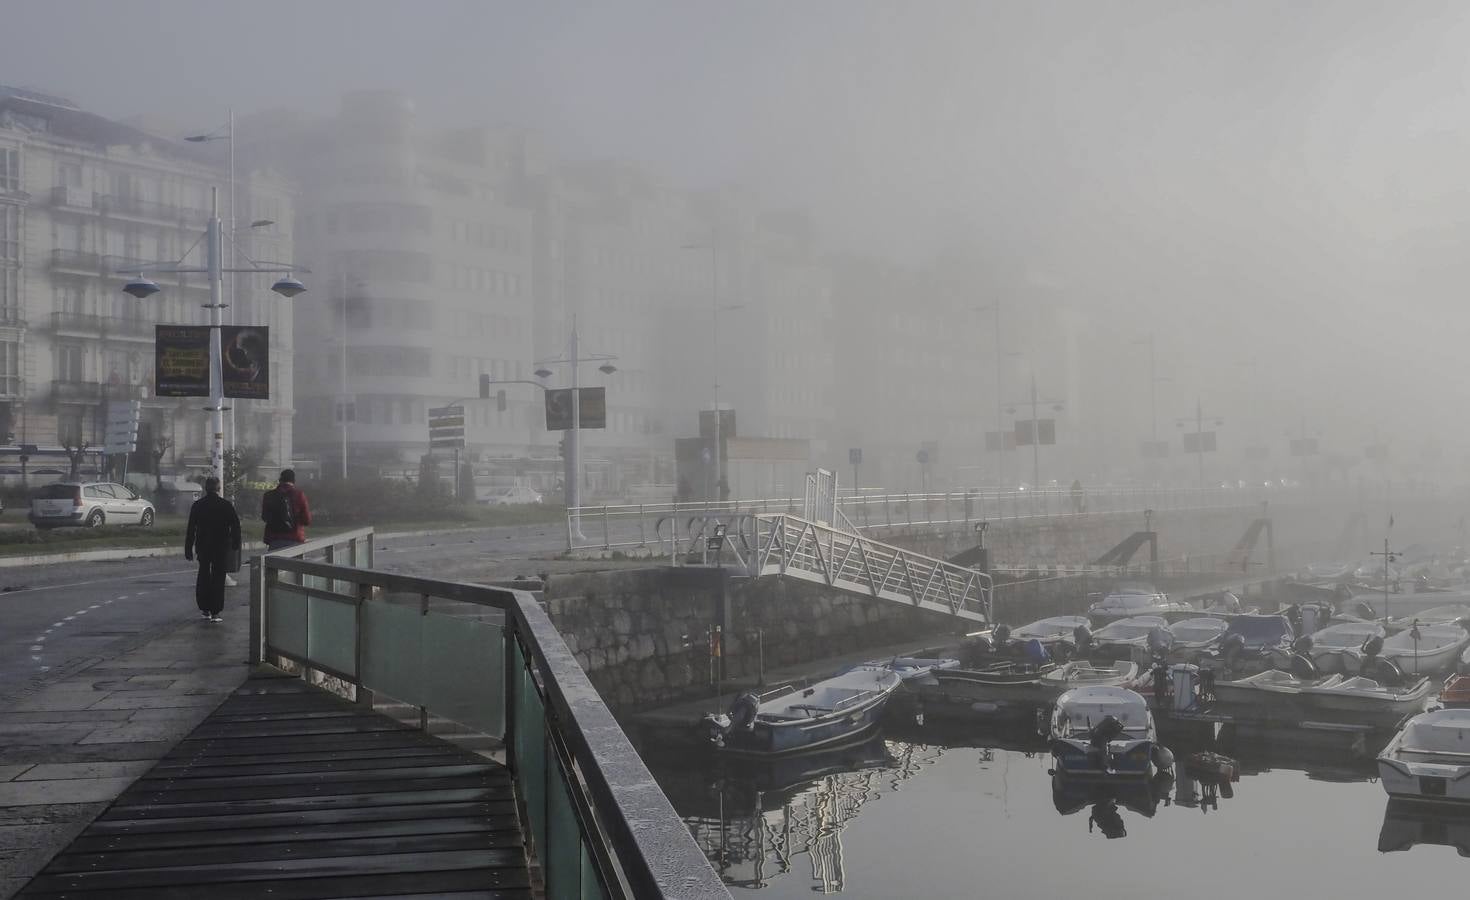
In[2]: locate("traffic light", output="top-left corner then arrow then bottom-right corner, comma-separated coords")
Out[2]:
479,373 -> 491,399
496,389 -> 507,412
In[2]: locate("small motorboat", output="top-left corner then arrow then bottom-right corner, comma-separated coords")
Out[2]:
1039,660 -> 1139,693
1306,622 -> 1387,674
1378,708 -> 1470,802
703,666 -> 902,755
1379,623 -> 1470,675
1300,675 -> 1435,726
1166,617 -> 1230,661
1011,615 -> 1093,651
1211,669 -> 1344,715
1209,615 -> 1295,674
1442,673 -> 1470,708
1089,616 -> 1173,662
1087,583 -> 1194,625
1389,605 -> 1470,628
859,656 -> 961,681
1049,686 -> 1164,777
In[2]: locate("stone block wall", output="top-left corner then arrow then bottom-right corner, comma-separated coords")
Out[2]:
542,567 -> 961,711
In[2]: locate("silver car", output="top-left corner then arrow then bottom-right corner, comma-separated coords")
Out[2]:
31,481 -> 156,528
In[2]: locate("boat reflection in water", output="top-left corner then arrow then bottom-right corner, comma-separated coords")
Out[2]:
1050,769 -> 1177,838
1379,798 -> 1470,856
653,735 -> 944,893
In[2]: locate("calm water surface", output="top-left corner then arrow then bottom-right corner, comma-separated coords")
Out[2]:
644,721 -> 1470,899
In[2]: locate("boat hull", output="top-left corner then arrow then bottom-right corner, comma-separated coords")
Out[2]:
718,692 -> 892,755
1051,737 -> 1156,777
1378,760 -> 1470,802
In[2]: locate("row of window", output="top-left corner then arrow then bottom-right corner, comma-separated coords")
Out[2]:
448,218 -> 523,253
0,205 -> 18,260
444,263 -> 525,297
0,148 -> 19,192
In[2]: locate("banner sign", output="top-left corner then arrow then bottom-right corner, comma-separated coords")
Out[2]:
222,326 -> 269,399
154,326 -> 210,397
545,387 -> 607,430
428,405 -> 466,449
1014,419 -> 1056,446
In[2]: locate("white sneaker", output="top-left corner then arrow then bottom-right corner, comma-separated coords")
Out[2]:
210,614 -> 223,623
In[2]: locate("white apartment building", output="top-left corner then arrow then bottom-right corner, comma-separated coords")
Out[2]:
0,86 -> 295,479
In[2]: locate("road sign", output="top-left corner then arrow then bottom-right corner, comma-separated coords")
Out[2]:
428,405 -> 466,450
104,400 -> 141,454
1183,431 -> 1217,453
849,447 -> 862,466
1015,419 -> 1056,446
544,387 -> 607,430
916,449 -> 929,465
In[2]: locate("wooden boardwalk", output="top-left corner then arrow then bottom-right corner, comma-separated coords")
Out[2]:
17,671 -> 531,900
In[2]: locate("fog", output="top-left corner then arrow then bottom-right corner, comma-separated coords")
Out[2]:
7,0 -> 1470,490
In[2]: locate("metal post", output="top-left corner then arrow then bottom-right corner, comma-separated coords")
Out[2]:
207,189 -> 225,486
709,244 -> 721,503
567,321 -> 583,540
227,108 -> 237,465
341,270 -> 349,479
1030,372 -> 1040,498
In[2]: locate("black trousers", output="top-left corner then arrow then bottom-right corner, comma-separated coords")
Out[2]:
195,555 -> 228,615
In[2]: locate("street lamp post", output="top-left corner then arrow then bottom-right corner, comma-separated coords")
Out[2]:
975,303 -> 1006,488
533,319 -> 617,541
683,240 -> 743,503
119,188 -> 305,488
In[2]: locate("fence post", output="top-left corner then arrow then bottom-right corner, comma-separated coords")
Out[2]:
248,555 -> 264,665
354,582 -> 373,708
602,506 -> 610,549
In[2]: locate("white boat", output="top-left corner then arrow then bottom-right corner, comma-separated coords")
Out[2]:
1011,615 -> 1092,647
1299,675 -> 1434,725
1087,583 -> 1193,624
1038,660 -> 1139,693
1049,686 -> 1160,777
1212,669 -> 1344,708
1388,605 -> 1470,628
1379,623 -> 1470,675
1305,622 -> 1385,674
1167,617 -> 1230,660
869,657 -> 961,681
1378,708 -> 1470,802
703,666 -> 903,755
1089,616 -> 1172,661
1350,590 -> 1470,620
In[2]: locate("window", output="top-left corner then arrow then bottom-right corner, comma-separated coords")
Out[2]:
57,410 -> 81,446
0,268 -> 15,323
0,205 -> 17,261
56,344 -> 84,382
0,149 -> 17,192
0,342 -> 19,396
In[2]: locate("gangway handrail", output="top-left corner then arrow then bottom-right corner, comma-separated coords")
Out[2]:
248,535 -> 727,900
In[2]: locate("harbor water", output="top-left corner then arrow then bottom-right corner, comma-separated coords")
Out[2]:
643,721 -> 1470,899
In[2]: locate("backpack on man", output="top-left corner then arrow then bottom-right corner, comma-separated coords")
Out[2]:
262,486 -> 295,534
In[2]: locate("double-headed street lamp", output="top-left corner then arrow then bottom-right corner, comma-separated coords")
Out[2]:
119,187 -> 306,488
532,319 -> 617,540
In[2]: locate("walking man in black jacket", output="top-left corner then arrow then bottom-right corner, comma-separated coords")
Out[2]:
184,477 -> 241,623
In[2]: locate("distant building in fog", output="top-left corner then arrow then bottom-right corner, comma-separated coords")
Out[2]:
0,85 -> 295,480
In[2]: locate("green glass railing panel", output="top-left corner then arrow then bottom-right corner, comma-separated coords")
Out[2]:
581,843 -> 605,900
422,612 -> 504,737
307,596 -> 357,678
267,586 -> 308,658
513,642 -> 547,856
361,602 -> 425,707
547,761 -> 582,898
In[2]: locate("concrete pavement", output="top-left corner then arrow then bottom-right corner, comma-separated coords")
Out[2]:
0,591 -> 252,899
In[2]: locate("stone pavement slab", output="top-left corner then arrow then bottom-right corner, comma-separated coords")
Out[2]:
15,762 -> 155,782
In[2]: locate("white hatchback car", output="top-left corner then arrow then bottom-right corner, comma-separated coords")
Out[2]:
480,485 -> 544,506
31,481 -> 156,528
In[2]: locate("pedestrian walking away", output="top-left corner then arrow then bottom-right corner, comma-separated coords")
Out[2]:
262,468 -> 312,551
184,476 -> 241,622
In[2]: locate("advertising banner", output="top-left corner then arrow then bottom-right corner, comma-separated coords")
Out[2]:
154,325 -> 210,397
544,387 -> 606,430
221,325 -> 269,399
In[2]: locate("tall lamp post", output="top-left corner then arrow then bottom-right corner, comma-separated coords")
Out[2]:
119,187 -> 306,488
533,318 -> 617,541
975,303 -> 1006,488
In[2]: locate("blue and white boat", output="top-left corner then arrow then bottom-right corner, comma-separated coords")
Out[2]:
1049,686 -> 1161,777
703,666 -> 902,755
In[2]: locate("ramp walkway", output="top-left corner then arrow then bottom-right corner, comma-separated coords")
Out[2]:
17,669 -> 529,900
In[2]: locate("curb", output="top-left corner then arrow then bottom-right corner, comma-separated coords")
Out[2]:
0,522 -> 520,569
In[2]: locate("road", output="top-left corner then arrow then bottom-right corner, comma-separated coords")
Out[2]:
0,522 -> 568,704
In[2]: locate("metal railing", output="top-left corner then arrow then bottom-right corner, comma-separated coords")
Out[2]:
568,485 -> 1268,554
749,513 -> 992,621
248,528 -> 727,900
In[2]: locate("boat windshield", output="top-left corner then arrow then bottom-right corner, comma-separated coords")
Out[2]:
1171,619 -> 1227,642
1224,616 -> 1290,645
1095,619 -> 1165,641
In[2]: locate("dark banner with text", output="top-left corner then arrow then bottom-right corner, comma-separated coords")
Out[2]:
154,325 -> 210,397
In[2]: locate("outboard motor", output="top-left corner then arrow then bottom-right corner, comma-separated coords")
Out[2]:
1217,591 -> 1242,614
1072,623 -> 1094,657
1089,714 -> 1126,751
1146,625 -> 1173,662
1367,656 -> 1406,685
1361,634 -> 1385,661
1219,632 -> 1247,671
1289,651 -> 1319,679
727,692 -> 760,732
1283,603 -> 1302,637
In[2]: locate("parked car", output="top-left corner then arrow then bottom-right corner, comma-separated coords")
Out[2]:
31,482 -> 156,528
480,485 -> 544,506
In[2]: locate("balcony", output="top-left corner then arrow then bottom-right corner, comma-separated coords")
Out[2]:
52,380 -> 102,404
95,194 -> 208,226
51,312 -> 154,341
49,185 -> 94,211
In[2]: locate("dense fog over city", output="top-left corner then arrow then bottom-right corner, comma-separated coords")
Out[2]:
6,0 -> 1470,493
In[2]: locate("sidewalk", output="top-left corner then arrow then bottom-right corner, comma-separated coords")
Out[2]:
0,589 -> 252,899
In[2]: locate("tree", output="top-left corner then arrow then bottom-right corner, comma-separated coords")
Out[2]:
223,445 -> 265,495
61,439 -> 90,481
150,434 -> 174,490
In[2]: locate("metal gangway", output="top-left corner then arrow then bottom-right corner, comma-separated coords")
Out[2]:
695,470 -> 993,623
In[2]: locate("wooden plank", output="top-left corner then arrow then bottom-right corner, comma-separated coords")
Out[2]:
146,749 -> 456,776
97,786 -> 509,819
138,761 -> 499,786
83,800 -> 517,836
114,774 -> 505,806
21,868 -> 531,899
67,815 -> 521,853
46,832 -> 514,872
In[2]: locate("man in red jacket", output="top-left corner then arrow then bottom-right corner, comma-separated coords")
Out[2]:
261,469 -> 312,551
